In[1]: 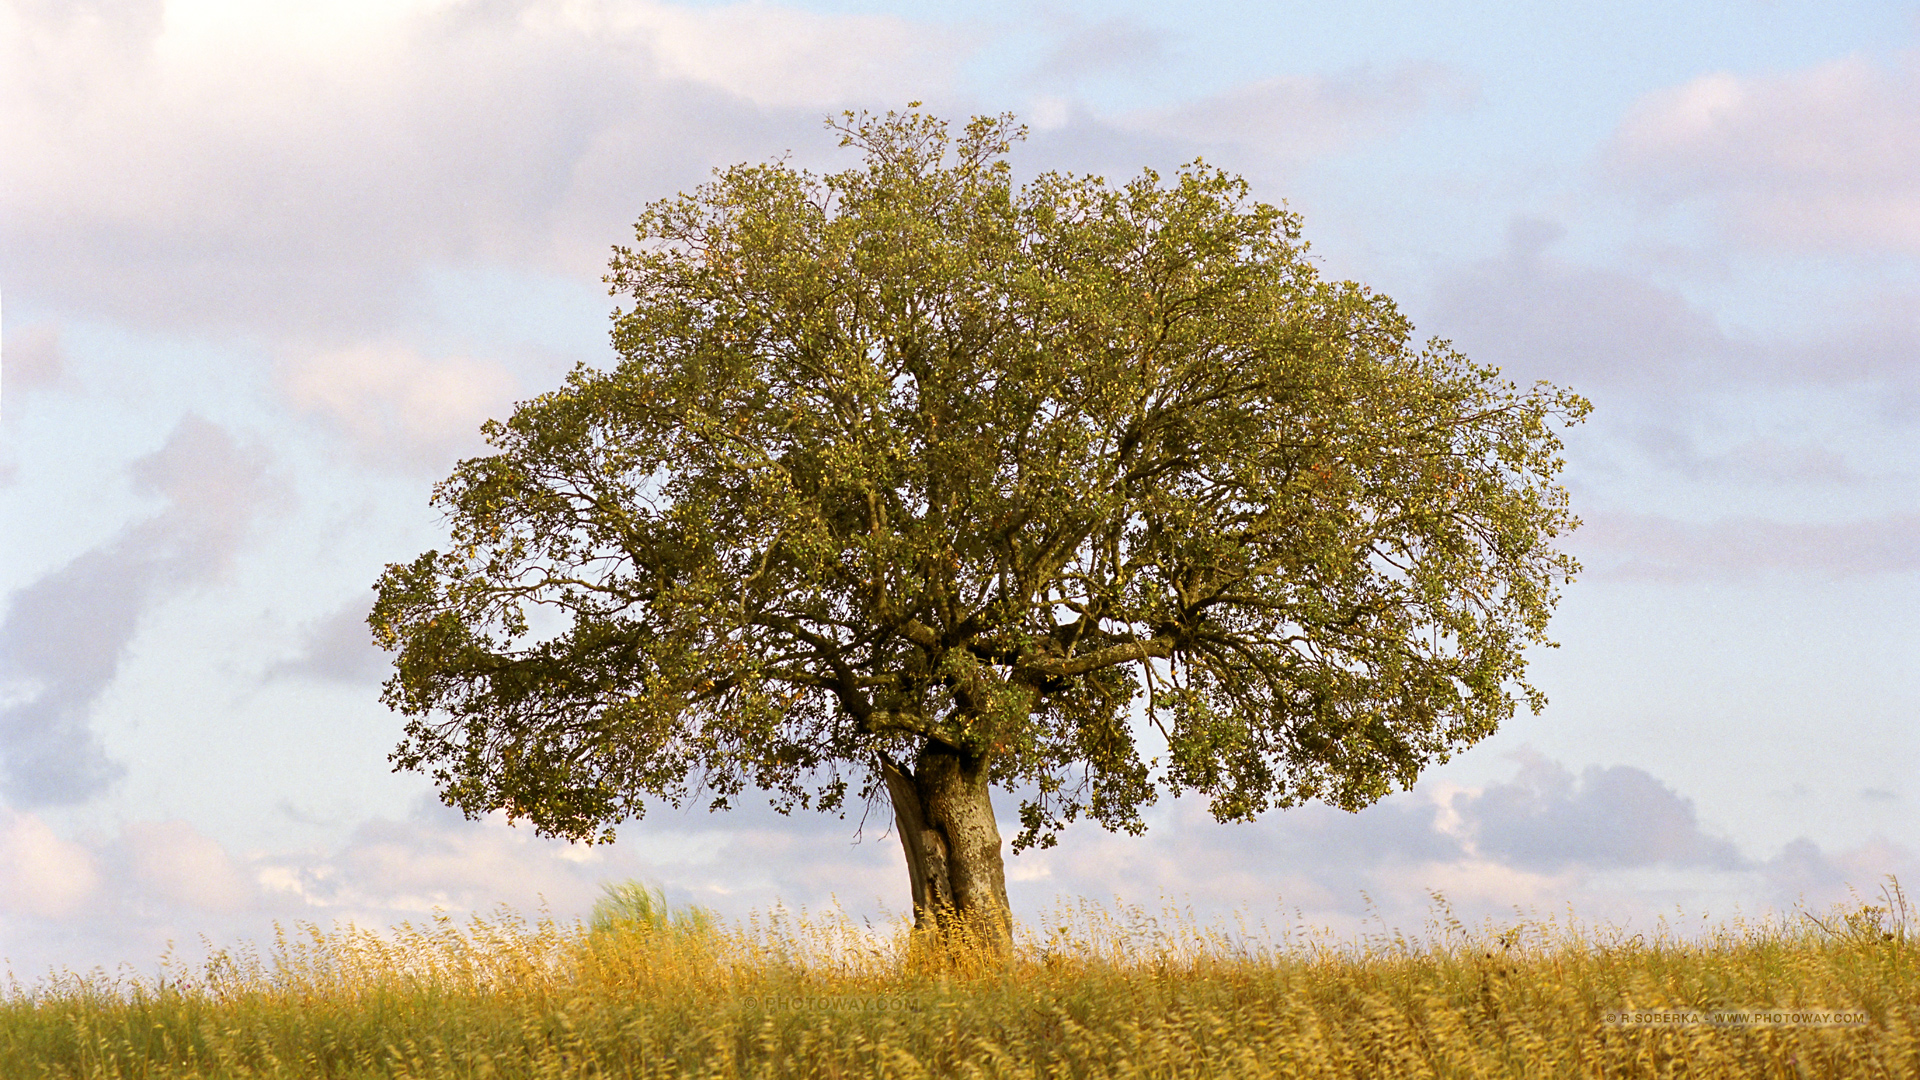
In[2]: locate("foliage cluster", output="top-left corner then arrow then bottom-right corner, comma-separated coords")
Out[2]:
370,108 -> 1589,867
5,888 -> 1918,1078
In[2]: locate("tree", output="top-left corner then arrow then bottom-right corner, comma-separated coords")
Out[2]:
370,109 -> 1587,948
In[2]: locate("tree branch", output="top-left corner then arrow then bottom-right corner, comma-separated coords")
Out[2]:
1020,634 -> 1175,680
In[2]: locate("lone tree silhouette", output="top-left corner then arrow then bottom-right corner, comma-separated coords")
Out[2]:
371,109 -> 1587,948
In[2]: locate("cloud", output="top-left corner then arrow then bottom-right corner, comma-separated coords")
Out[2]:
2,753 -> 1914,979
0,796 -> 897,978
0,416 -> 273,805
1002,753 -> 1912,935
269,599 -> 393,685
124,413 -> 277,567
1424,217 -> 1920,400
565,1 -> 959,109
0,320 -> 66,481
0,810 -> 100,920
1761,837 -> 1920,918
280,343 -> 519,467
0,0 -> 968,337
1012,63 -> 1474,212
1575,511 -> 1920,581
1012,790 -> 1472,919
1609,53 -> 1920,253
1423,218 -> 1748,387
121,820 -> 251,912
3,0 -> 1477,358
1033,16 -> 1167,84
1629,428 -> 1863,486
1123,62 -> 1474,165
1778,288 -> 1920,389
2,322 -> 67,408
1449,753 -> 1746,872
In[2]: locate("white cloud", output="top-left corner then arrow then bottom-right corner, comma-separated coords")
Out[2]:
1631,429 -> 1863,486
1610,53 -> 1920,252
1575,511 -> 1920,581
1032,16 -> 1166,84
1422,218 -> 1744,387
123,820 -> 250,912
2,0 -> 1482,351
0,798 -> 884,977
529,0 -> 961,110
281,343 -> 519,466
1006,755 -> 1753,929
1,322 -> 67,409
1421,217 -> 1920,397
0,0 -> 967,335
1448,752 -> 1746,871
269,599 -> 392,685
1123,62 -> 1474,165
0,810 -> 100,918
0,416 -> 274,804
1007,63 -> 1474,219
2,752 -> 1915,980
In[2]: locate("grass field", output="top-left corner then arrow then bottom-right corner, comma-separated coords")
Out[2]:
4,884 -> 1917,1078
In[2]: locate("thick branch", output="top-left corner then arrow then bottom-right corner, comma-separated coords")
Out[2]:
864,709 -> 964,749
1019,635 -> 1175,680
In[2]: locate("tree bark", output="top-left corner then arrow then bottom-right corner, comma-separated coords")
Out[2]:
880,742 -> 1011,949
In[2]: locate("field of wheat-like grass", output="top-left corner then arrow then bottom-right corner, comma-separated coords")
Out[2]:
4,885 -> 1917,1079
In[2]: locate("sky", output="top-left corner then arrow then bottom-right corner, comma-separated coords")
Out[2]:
3,0 -> 1918,979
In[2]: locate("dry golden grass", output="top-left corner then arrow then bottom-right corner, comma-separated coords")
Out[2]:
4,886 -> 1918,1078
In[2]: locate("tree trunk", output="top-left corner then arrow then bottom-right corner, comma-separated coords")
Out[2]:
880,741 -> 1011,950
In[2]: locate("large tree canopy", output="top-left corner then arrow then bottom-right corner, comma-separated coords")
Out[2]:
371,110 -> 1586,941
